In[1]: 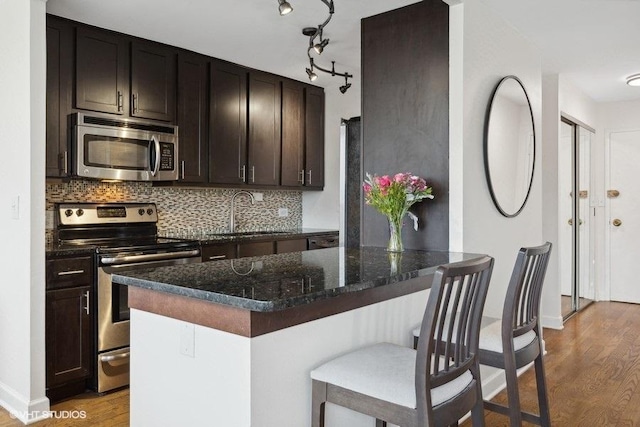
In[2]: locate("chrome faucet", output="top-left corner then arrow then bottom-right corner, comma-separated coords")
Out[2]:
229,191 -> 256,233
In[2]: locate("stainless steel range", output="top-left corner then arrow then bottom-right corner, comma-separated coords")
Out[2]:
55,202 -> 201,393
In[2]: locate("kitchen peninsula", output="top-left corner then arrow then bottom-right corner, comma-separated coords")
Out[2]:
113,247 -> 483,427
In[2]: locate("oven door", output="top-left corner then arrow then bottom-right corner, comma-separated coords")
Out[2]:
75,124 -> 178,181
96,251 -> 199,393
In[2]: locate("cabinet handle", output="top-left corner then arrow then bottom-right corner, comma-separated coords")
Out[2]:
101,352 -> 130,362
240,165 -> 246,181
307,169 -> 312,185
132,93 -> 138,114
60,151 -> 68,175
117,91 -> 123,112
57,269 -> 85,276
208,255 -> 227,260
299,169 -> 305,185
181,160 -> 185,180
251,166 -> 255,183
83,290 -> 90,315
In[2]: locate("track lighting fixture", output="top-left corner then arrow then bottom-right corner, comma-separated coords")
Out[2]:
278,0 -> 293,16
306,67 -> 318,82
277,0 -> 352,93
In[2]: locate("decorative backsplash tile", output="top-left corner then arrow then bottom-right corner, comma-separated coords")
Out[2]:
46,180 -> 302,242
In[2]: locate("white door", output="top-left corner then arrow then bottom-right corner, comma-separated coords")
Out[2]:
608,130 -> 640,303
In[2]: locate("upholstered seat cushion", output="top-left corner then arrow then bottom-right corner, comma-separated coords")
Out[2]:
478,321 -> 536,353
310,343 -> 474,408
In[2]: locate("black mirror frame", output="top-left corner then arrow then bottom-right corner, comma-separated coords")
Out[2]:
483,75 -> 536,218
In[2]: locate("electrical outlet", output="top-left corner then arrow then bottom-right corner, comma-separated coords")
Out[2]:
278,208 -> 289,217
252,192 -> 263,202
180,323 -> 195,358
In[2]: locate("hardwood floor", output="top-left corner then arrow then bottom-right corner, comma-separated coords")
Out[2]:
0,389 -> 128,427
1,302 -> 639,426
463,301 -> 640,426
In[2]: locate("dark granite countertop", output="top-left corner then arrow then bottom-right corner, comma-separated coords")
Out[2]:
113,247 -> 483,312
187,228 -> 338,245
45,228 -> 338,257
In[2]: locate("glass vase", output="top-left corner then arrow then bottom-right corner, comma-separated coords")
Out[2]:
387,217 -> 404,252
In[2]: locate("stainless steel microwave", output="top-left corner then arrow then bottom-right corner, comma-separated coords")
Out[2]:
71,112 -> 179,181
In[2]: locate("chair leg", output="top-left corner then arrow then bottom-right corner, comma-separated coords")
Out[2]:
375,419 -> 387,427
312,380 -> 327,427
503,356 -> 523,427
470,379 -> 485,427
534,354 -> 552,427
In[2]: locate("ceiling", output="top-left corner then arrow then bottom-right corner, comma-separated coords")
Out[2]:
46,0 -> 640,102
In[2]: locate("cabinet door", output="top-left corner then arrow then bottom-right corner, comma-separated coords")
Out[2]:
46,286 -> 92,387
209,60 -> 248,184
248,71 -> 281,186
178,52 -> 209,183
46,16 -> 73,177
131,41 -> 176,122
276,239 -> 308,254
281,80 -> 305,187
305,86 -> 325,188
76,26 -> 128,115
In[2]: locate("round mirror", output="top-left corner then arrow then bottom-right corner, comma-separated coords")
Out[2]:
484,75 -> 535,217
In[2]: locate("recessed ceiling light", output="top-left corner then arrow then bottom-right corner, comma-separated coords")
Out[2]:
626,74 -> 640,87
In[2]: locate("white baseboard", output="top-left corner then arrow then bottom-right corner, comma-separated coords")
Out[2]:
0,380 -> 50,424
541,314 -> 564,330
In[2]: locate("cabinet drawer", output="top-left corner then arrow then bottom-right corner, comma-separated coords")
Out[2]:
276,239 -> 308,254
237,241 -> 274,258
308,235 -> 339,250
46,256 -> 93,289
202,243 -> 236,262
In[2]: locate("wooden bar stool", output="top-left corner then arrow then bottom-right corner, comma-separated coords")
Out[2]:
310,256 -> 494,427
479,242 -> 552,426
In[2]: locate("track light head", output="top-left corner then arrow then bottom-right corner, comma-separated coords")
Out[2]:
278,0 -> 293,16
313,38 -> 329,55
306,68 -> 318,82
339,82 -> 351,94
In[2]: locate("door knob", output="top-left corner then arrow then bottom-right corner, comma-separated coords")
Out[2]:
608,190 -> 620,198
568,219 -> 583,226
612,218 -> 622,227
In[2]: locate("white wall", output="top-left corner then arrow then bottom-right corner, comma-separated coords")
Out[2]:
0,0 -> 49,422
303,78 -> 361,230
450,0 -> 546,321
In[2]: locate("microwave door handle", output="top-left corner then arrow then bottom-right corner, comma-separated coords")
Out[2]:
149,135 -> 161,177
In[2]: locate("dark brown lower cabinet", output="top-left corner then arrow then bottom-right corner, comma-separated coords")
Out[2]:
46,286 -> 92,398
45,255 -> 93,402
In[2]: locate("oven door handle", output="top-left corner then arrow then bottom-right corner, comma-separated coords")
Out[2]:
101,352 -> 130,362
100,249 -> 201,265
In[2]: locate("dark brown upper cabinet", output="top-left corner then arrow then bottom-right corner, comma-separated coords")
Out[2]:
177,52 -> 209,183
46,15 -> 73,178
281,80 -> 305,187
131,41 -> 177,122
248,71 -> 282,186
75,27 -> 129,115
209,60 -> 248,184
305,86 -> 325,189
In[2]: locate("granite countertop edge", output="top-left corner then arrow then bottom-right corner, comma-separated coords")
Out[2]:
114,263 -> 439,312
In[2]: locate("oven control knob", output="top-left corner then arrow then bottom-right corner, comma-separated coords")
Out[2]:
138,208 -> 145,216
64,209 -> 73,217
76,209 -> 84,217
146,208 -> 154,215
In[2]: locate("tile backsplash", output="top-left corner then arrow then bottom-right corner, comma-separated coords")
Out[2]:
46,180 -> 302,242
